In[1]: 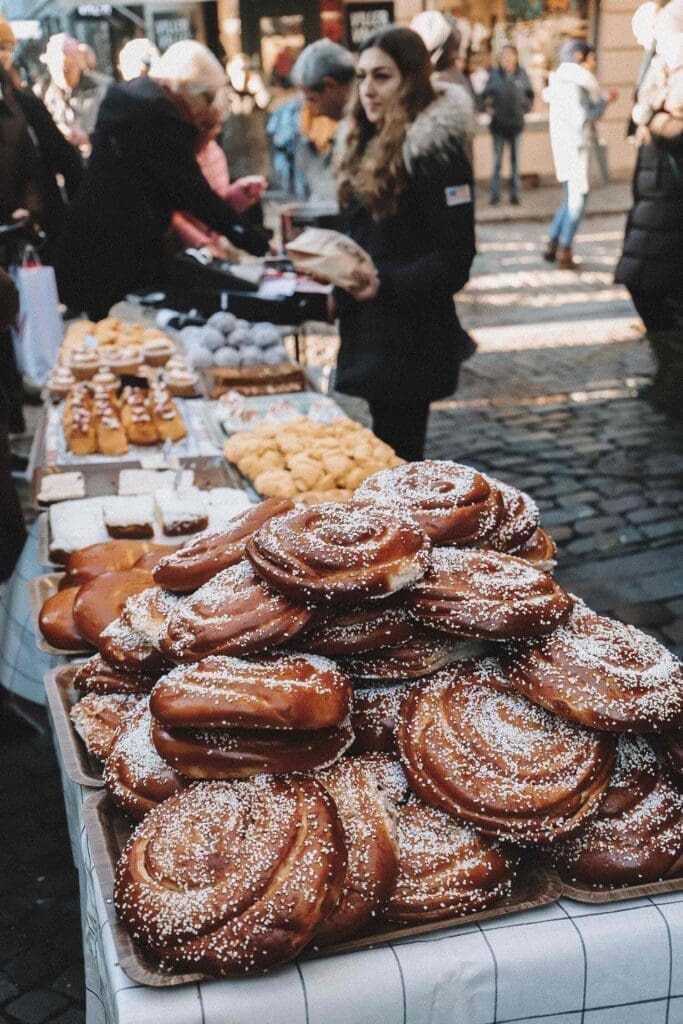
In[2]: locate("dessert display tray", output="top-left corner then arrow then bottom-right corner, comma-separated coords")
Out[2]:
44,664 -> 103,787
28,574 -> 94,656
201,362 -> 307,399
83,789 -> 563,988
206,390 -> 346,444
32,454 -> 243,509
561,874 -> 683,903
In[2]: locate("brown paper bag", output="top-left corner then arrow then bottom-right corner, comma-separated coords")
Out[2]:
285,228 -> 376,291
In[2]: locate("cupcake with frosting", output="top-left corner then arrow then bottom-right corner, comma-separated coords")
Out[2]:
46,366 -> 77,400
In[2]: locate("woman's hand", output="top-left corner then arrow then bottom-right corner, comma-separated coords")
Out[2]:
226,176 -> 267,214
346,262 -> 380,302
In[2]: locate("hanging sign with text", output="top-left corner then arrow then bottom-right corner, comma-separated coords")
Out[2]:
344,2 -> 394,50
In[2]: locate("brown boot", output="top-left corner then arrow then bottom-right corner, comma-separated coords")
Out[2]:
542,239 -> 558,262
557,245 -> 579,270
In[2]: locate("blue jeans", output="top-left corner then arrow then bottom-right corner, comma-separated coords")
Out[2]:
491,131 -> 521,201
549,181 -> 587,246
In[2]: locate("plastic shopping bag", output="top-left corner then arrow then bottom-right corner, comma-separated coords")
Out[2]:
11,254 -> 62,389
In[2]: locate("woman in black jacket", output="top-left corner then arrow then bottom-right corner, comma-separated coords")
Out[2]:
55,41 -> 269,319
335,26 -> 476,460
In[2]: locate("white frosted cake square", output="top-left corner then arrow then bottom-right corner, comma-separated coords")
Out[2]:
102,495 -> 155,539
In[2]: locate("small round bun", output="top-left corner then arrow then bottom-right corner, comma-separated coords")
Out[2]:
214,346 -> 240,368
207,312 -> 237,335
200,326 -> 227,352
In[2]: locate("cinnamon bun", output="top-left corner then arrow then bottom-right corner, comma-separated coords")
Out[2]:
73,654 -> 159,696
72,569 -> 155,647
70,693 -> 141,761
341,633 -> 487,681
297,599 -> 413,657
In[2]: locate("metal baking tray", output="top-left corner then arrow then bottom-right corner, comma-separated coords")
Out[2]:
83,790 -> 563,988
27,573 -> 94,656
561,874 -> 683,903
44,663 -> 103,787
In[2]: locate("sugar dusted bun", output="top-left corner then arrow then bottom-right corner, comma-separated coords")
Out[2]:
662,731 -> 683,778
103,701 -> 189,820
246,501 -> 431,605
341,633 -> 486,681
153,498 -> 295,593
516,528 -> 557,573
70,693 -> 141,761
504,600 -> 683,732
354,460 -> 504,546
408,548 -> 573,641
350,684 -> 411,755
553,735 -> 683,886
73,654 -> 159,695
298,598 -> 413,657
314,755 -> 399,945
397,659 -> 617,844
386,797 -> 516,923
480,477 -> 540,553
113,776 -> 347,974
39,587 -> 88,651
150,652 -> 352,731
150,716 -> 354,779
159,559 -> 314,662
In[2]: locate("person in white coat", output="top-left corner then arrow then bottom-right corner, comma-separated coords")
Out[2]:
543,41 -> 618,269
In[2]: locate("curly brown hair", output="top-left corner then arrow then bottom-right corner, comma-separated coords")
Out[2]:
336,27 -> 435,220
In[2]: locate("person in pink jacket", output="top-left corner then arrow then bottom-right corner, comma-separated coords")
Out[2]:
172,109 -> 266,258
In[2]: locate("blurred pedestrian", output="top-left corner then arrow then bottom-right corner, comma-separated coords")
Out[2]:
411,10 -> 471,91
0,17 -> 21,88
117,38 -> 158,83
615,0 -> 683,412
290,39 -> 355,201
543,41 -> 618,269
482,45 -> 533,205
54,40 -> 269,319
35,33 -> 110,152
335,27 -> 475,461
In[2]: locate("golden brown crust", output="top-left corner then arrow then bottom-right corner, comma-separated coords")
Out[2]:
504,600 -> 683,732
340,633 -> 486,681
516,528 -> 557,573
479,477 -> 540,553
72,569 -> 155,647
98,615 -> 171,676
113,776 -> 347,974
408,548 -> 573,641
63,541 -> 166,587
150,716 -> 354,779
298,598 -> 413,657
553,736 -> 683,886
314,755 -> 399,945
246,502 -> 431,605
133,547 -> 178,572
158,559 -> 315,662
354,460 -> 504,546
70,693 -> 142,761
103,702 -> 189,820
153,498 -> 295,593
150,653 -> 352,731
39,587 -> 88,651
386,798 -> 516,923
73,654 -> 159,695
397,659 -> 617,844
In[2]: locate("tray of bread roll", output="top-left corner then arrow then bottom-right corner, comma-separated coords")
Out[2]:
83,790 -> 562,987
40,461 -> 681,983
32,455 -> 243,509
44,663 -> 106,787
29,573 -> 94,656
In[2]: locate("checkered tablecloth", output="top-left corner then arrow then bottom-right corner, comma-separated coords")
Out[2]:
52,759 -> 682,1024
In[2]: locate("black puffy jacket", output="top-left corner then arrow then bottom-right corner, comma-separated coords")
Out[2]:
336,86 -> 476,404
615,121 -> 683,295
55,77 -> 268,318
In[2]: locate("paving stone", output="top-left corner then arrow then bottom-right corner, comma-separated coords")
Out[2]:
557,490 -> 600,507
599,495 -> 641,515
662,621 -> 683,645
0,975 -> 19,1005
540,504 -> 594,527
50,968 -> 83,1004
573,515 -> 626,536
627,506 -> 678,526
640,519 -> 683,540
4,990 -> 69,1024
49,1011 -> 85,1024
550,525 -> 573,542
612,603 -> 675,628
665,597 -> 683,617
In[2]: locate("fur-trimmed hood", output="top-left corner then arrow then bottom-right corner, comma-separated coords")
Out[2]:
403,81 -> 474,173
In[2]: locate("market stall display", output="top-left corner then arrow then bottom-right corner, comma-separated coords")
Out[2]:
35,462 -> 681,986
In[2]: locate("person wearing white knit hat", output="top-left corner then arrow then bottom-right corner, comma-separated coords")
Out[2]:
117,38 -> 159,83
55,39 -> 269,318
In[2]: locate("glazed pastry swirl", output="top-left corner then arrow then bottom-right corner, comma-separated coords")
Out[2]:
505,600 -> 683,732
354,460 -> 503,545
408,548 -> 573,641
153,498 -> 295,593
73,654 -> 159,696
150,653 -> 352,731
479,478 -> 540,554
114,776 -> 347,974
298,598 -> 414,657
246,502 -> 431,605
397,659 -> 616,843
341,633 -> 486,681
553,735 -> 683,886
159,559 -> 314,662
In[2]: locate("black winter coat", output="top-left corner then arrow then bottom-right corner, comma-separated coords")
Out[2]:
55,77 -> 268,319
482,67 -> 534,138
336,87 -> 476,404
615,124 -> 683,295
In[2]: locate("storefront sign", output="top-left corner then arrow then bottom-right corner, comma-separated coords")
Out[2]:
344,1 -> 394,50
153,12 -> 193,51
76,4 -> 112,15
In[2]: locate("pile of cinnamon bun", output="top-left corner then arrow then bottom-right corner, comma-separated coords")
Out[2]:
64,460 -> 682,976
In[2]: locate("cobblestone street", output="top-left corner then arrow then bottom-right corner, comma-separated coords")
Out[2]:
1,208 -> 681,1024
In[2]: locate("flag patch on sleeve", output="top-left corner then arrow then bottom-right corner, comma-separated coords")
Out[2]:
444,184 -> 472,207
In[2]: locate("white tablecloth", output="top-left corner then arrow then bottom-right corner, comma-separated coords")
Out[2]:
53,754 -> 683,1024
